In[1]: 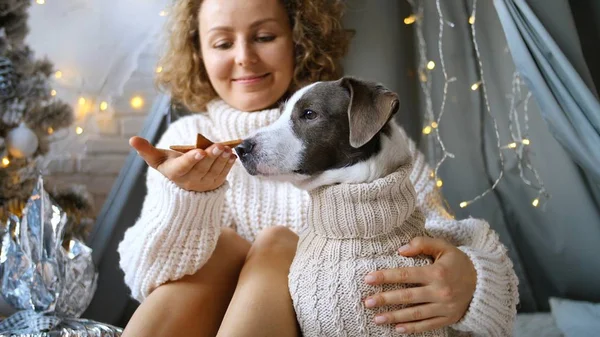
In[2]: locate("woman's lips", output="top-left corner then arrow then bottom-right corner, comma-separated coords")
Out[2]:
232,73 -> 270,84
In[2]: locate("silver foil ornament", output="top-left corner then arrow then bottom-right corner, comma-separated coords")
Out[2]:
0,310 -> 122,336
1,176 -> 67,313
0,175 -> 99,324
54,238 -> 98,317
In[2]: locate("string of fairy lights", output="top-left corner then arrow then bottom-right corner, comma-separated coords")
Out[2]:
405,0 -> 549,209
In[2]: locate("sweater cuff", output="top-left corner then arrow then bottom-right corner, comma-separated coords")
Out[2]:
120,177 -> 229,301
450,246 -> 518,337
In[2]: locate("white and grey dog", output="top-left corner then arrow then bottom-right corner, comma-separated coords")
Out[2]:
236,77 -> 448,337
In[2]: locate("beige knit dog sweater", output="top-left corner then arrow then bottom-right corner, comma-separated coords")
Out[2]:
289,162 -> 449,337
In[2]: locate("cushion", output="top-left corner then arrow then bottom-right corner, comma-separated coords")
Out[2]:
549,297 -> 600,337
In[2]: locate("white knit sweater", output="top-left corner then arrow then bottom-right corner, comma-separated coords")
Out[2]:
117,99 -> 519,336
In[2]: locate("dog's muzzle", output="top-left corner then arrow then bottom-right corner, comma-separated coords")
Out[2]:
235,139 -> 258,175
235,139 -> 255,158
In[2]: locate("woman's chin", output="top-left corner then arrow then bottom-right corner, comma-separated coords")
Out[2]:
226,90 -> 286,112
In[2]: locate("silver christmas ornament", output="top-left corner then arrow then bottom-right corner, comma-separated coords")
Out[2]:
6,122 -> 39,158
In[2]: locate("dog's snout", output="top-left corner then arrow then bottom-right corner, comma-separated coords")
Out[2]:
235,139 -> 255,157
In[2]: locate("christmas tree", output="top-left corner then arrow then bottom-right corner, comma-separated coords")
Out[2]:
0,0 -> 94,231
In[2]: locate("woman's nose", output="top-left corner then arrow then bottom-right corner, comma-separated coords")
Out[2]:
235,42 -> 258,67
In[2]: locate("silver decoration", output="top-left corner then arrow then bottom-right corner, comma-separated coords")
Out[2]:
1,176 -> 67,312
0,56 -> 15,98
0,310 -> 122,336
1,99 -> 26,125
54,239 -> 97,318
0,176 -> 102,335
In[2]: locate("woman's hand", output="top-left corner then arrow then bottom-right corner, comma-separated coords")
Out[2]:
363,237 -> 477,334
130,136 -> 237,192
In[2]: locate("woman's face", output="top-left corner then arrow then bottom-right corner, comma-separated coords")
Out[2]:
199,0 -> 295,112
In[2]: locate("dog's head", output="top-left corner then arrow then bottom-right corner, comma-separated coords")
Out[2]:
236,76 -> 411,190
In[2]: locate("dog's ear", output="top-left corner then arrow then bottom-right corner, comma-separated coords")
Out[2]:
339,77 -> 400,148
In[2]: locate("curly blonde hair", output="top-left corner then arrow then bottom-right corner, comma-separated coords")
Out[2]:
156,0 -> 353,112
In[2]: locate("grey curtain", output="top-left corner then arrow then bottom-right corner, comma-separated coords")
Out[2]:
494,0 -> 600,183
343,0 -> 600,312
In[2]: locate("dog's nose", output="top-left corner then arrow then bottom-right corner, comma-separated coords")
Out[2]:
235,139 -> 255,157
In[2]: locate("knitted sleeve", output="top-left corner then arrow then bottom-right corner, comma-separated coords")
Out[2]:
407,138 -> 519,337
117,115 -> 231,302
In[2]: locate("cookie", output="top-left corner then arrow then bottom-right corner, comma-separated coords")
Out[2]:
170,133 -> 242,153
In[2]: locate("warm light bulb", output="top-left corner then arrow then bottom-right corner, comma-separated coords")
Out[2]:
469,15 -> 475,25
100,101 -> 109,111
419,73 -> 428,83
522,139 -> 530,145
459,201 -> 468,208
508,142 -> 517,149
36,0 -> 45,4
532,198 -> 540,207
471,82 -> 480,91
47,127 -> 54,135
431,121 -> 438,129
436,179 -> 443,187
155,66 -> 163,73
54,71 -> 63,79
75,127 -> 84,135
404,15 -> 416,25
78,97 -> 86,106
1,157 -> 10,167
50,89 -> 57,96
430,172 -> 435,178
159,10 -> 168,16
427,61 -> 436,70
422,126 -> 432,135
130,96 -> 144,109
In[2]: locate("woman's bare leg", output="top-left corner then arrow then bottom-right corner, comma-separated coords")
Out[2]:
121,228 -> 251,337
217,226 -> 300,337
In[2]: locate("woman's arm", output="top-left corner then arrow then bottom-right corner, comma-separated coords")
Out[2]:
118,115 -> 233,302
411,137 -> 519,336
362,133 -> 518,336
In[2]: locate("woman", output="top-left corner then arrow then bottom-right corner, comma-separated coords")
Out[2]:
119,0 -> 518,336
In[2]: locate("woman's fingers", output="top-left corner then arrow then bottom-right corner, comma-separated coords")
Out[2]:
365,265 -> 430,286
208,146 -> 233,177
394,316 -> 450,334
163,149 -> 206,179
218,156 -> 237,178
364,286 -> 433,308
189,144 -> 223,177
130,136 -> 170,169
373,303 -> 443,325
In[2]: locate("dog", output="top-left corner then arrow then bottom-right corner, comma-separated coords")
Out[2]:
236,77 -> 449,337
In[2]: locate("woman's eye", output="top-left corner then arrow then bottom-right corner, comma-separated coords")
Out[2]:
214,41 -> 233,50
256,35 -> 276,43
302,109 -> 318,120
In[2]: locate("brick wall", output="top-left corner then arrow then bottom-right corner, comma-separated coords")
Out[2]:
46,43 -> 160,217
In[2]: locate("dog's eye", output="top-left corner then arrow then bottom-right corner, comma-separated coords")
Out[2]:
302,109 -> 318,120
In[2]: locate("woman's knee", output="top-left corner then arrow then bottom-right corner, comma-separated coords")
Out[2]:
248,226 -> 298,261
215,227 -> 251,264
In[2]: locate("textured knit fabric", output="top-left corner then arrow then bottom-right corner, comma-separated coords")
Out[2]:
289,162 -> 448,336
117,99 -> 519,337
